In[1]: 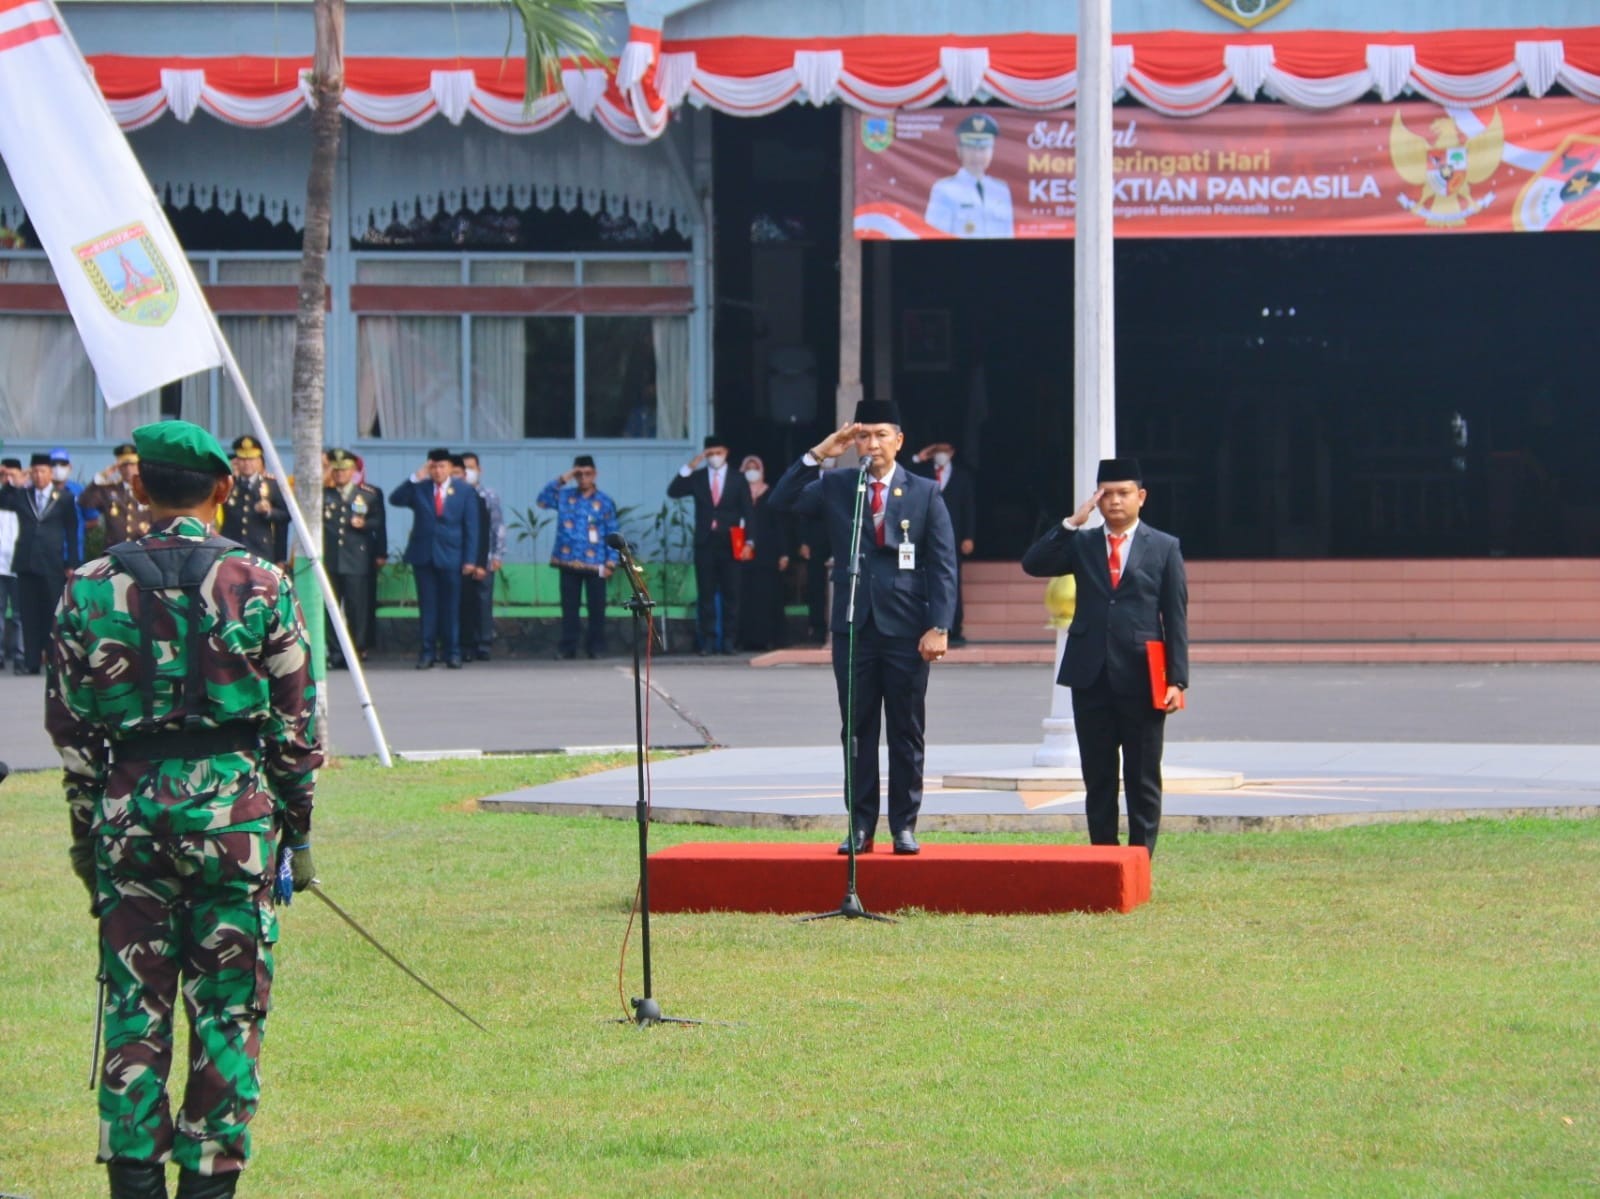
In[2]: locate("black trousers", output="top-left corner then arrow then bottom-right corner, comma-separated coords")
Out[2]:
558,567 -> 608,656
18,570 -> 62,672
693,548 -> 739,651
831,619 -> 930,836
1072,669 -> 1167,855
328,570 -> 372,656
459,573 -> 484,654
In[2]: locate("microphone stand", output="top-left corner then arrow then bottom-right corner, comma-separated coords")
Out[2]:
801,458 -> 894,924
606,533 -> 698,1025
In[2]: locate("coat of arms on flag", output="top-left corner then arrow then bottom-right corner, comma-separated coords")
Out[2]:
1515,137 -> 1600,232
1196,0 -> 1295,28
73,223 -> 179,326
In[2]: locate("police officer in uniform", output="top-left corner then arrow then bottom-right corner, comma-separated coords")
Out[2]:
220,435 -> 287,565
45,420 -> 323,1199
80,443 -> 154,548
321,448 -> 386,664
924,112 -> 1015,238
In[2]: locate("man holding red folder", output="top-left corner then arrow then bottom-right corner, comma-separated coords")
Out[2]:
1022,458 -> 1188,856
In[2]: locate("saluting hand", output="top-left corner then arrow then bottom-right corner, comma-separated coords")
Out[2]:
1068,489 -> 1105,528
811,423 -> 860,463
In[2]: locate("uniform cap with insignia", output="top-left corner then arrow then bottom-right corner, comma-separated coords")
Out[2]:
328,449 -> 357,467
134,421 -> 235,477
231,435 -> 263,460
114,443 -> 139,464
956,113 -> 1000,145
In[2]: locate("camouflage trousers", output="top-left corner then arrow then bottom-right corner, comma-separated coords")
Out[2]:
95,829 -> 278,1175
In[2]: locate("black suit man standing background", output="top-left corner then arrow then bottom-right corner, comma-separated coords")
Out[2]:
0,451 -> 80,674
770,400 -> 958,855
909,439 -> 977,643
668,433 -> 754,655
1021,458 -> 1188,857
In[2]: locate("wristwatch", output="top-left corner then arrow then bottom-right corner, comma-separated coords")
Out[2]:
930,627 -> 949,635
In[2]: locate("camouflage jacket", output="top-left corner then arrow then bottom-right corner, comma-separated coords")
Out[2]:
45,515 -> 323,842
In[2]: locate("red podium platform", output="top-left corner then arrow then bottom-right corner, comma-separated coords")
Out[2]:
649,842 -> 1151,916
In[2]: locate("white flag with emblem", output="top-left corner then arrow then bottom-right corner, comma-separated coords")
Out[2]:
0,0 -> 222,407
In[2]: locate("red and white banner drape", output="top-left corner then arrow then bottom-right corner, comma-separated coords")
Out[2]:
85,27 -> 1600,144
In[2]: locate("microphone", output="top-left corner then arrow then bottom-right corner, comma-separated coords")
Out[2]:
605,532 -> 632,555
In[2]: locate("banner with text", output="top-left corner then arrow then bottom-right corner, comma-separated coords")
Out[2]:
853,100 -> 1600,240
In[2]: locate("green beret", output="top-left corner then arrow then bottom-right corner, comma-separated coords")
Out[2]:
132,421 -> 234,477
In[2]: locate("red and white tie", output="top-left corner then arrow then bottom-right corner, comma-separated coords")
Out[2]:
870,481 -> 886,546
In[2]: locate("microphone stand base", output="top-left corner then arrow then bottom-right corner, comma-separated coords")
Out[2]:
797,889 -> 896,924
619,996 -> 700,1027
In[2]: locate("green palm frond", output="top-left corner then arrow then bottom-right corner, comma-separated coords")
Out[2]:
502,0 -> 618,107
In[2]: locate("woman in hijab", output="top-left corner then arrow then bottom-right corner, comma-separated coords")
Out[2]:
736,454 -> 791,650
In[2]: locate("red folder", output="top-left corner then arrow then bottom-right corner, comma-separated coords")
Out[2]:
1146,641 -> 1185,711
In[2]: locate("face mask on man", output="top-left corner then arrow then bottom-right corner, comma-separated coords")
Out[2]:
932,451 -> 952,468
705,453 -> 726,470
464,468 -> 480,486
743,469 -> 762,484
51,465 -> 70,483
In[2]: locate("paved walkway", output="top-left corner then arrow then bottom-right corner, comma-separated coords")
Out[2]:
3,658 -> 1596,831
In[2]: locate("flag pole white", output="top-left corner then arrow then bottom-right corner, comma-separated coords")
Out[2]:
212,334 -> 394,768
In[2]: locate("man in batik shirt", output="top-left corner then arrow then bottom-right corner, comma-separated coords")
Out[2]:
536,454 -> 619,659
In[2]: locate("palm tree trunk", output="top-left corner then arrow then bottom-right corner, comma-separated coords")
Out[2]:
292,0 -> 344,724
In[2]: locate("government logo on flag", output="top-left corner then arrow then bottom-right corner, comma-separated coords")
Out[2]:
75,223 -> 179,326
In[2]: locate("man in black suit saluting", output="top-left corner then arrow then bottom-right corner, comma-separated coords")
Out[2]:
668,434 -> 753,655
770,400 -> 958,855
1022,458 -> 1188,857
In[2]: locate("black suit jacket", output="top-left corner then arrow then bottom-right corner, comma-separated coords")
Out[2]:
770,458 -> 957,639
1021,521 -> 1188,696
667,466 -> 755,553
0,484 -> 79,576
909,460 -> 977,544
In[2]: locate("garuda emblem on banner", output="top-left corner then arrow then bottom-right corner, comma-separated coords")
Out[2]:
74,223 -> 179,327
1196,0 -> 1295,28
1390,111 -> 1503,227
1514,137 -> 1600,232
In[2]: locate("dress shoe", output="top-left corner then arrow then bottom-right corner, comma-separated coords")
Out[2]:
446,657 -> 463,669
475,649 -> 492,661
553,649 -> 576,661
836,828 -> 875,855
415,658 -> 435,670
892,829 -> 921,855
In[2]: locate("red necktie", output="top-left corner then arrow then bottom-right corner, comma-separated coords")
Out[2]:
935,465 -> 945,489
710,469 -> 722,507
434,485 -> 445,518
871,481 -> 886,546
1108,533 -> 1127,588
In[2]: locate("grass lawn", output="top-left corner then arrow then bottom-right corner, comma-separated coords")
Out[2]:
1,756 -> 1595,1198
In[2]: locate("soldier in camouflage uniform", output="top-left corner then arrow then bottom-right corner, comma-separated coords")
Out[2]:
45,421 -> 323,1199
80,443 -> 154,548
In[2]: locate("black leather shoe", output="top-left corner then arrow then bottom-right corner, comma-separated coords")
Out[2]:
446,657 -> 463,669
415,658 -> 435,670
836,828 -> 875,855
108,1160 -> 168,1199
892,829 -> 921,855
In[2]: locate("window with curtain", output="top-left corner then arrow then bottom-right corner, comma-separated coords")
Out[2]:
584,315 -> 688,440
471,316 -> 575,439
0,315 -> 98,439
357,317 -> 464,440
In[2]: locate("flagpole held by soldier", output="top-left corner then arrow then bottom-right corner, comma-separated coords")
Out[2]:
45,421 -> 324,1199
